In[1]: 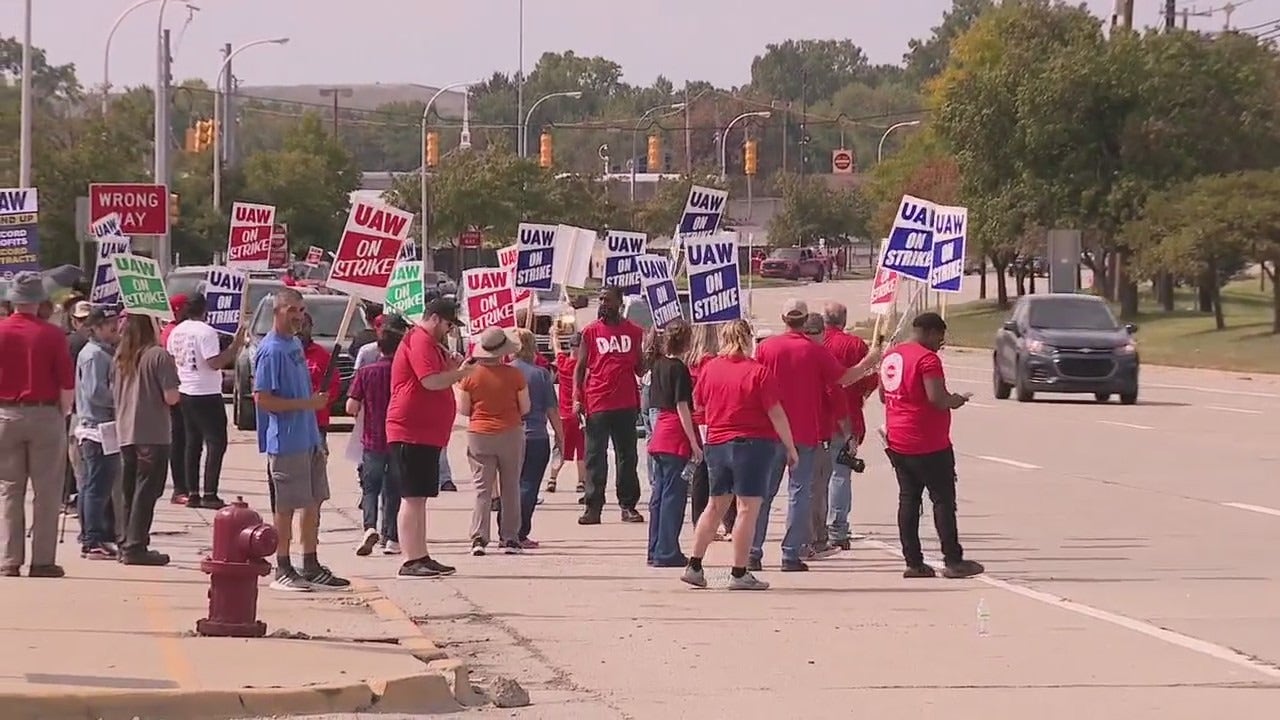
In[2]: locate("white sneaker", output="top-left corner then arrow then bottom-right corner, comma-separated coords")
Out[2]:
356,528 -> 379,556
383,541 -> 401,555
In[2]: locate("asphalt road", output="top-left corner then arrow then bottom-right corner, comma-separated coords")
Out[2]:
250,344 -> 1280,719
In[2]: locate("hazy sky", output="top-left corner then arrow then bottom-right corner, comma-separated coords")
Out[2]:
9,0 -> 1278,90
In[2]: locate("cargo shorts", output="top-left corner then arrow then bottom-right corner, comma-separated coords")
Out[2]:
267,444 -> 330,512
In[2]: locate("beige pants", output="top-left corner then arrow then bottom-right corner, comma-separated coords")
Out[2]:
0,405 -> 68,568
811,442 -> 833,548
466,428 -> 525,545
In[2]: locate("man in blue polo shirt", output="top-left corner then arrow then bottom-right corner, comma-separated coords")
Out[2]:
252,288 -> 349,593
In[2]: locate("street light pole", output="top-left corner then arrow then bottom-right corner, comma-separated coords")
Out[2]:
18,0 -> 32,187
629,102 -> 686,204
522,91 -> 584,157
104,0 -> 197,115
877,120 -> 922,164
420,81 -> 480,265
719,111 -> 771,181
515,0 -> 524,157
212,38 -> 290,209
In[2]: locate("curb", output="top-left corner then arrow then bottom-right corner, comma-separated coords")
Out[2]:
0,581 -> 474,720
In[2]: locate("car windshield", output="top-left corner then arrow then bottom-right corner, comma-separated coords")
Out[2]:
252,297 -> 369,338
1028,298 -> 1118,330
165,271 -> 205,299
246,281 -> 284,312
768,248 -> 801,261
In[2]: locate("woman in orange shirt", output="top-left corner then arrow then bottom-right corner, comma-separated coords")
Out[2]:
457,327 -> 530,556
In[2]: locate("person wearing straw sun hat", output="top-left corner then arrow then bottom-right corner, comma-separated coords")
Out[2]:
457,326 -> 529,556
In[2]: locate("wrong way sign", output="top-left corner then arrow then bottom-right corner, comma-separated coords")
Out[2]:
89,183 -> 169,235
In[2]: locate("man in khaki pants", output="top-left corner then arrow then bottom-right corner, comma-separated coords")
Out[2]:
0,273 -> 77,578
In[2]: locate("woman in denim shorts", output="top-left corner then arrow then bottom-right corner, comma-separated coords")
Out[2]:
680,320 -> 798,591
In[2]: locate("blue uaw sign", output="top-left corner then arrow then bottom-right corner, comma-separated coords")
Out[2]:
635,254 -> 681,329
514,222 -> 556,291
0,188 -> 39,281
883,194 -> 935,282
929,204 -> 967,294
602,230 -> 646,296
685,232 -> 741,325
204,267 -> 247,335
90,214 -> 131,305
677,185 -> 727,238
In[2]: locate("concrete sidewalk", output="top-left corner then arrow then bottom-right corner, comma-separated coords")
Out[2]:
0,438 -> 471,720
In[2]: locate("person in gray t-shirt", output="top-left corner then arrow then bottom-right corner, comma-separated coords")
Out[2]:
112,315 -> 181,565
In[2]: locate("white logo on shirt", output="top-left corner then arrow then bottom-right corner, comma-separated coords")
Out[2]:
880,352 -> 904,393
595,334 -> 632,355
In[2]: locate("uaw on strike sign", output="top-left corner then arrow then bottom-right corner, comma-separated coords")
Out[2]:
685,232 -> 741,325
327,200 -> 414,303
602,230 -> 646,296
514,222 -> 556,291
881,194 -> 970,294
226,202 -> 276,270
463,268 -> 515,334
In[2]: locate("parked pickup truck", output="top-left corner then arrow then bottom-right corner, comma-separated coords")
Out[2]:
759,247 -> 825,282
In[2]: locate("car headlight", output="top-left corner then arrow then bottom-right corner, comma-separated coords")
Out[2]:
1025,339 -> 1052,354
1115,341 -> 1137,355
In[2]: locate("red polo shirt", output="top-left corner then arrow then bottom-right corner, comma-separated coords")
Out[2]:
0,313 -> 75,404
754,330 -> 845,447
386,326 -> 457,448
822,326 -> 874,442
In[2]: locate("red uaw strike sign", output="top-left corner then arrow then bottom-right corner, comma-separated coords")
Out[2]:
327,199 -> 414,303
225,201 -> 276,270
868,238 -> 900,317
462,267 -> 515,335
89,183 -> 169,235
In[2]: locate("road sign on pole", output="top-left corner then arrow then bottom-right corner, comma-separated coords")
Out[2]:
89,183 -> 170,236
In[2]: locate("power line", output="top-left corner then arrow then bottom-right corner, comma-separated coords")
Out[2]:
1234,15 -> 1280,31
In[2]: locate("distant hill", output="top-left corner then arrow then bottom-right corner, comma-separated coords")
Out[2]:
234,83 -> 466,116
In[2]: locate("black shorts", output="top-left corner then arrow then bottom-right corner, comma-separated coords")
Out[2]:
389,442 -> 443,499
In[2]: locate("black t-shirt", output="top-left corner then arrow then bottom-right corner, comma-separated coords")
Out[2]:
648,356 -> 692,411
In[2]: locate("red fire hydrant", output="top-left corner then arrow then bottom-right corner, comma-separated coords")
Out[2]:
196,496 -> 278,638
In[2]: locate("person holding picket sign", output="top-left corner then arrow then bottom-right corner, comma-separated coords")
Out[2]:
645,319 -> 701,568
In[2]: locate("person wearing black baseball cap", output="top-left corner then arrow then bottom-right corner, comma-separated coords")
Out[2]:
880,312 -> 984,580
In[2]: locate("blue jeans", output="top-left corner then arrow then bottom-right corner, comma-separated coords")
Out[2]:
519,437 -> 552,540
78,439 -> 119,546
647,453 -> 688,566
360,449 -> 399,542
750,443 -> 820,565
826,431 -> 854,542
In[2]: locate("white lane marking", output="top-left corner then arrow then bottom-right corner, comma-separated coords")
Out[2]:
975,455 -> 1041,470
1206,405 -> 1263,415
1097,420 -> 1153,430
1222,502 -> 1280,517
1147,382 -> 1279,399
861,538 -> 1280,680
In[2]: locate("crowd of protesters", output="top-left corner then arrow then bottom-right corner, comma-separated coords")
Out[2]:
0,269 -> 985,592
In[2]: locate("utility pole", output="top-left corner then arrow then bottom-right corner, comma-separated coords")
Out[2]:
683,82 -> 692,174
317,87 -> 353,138
221,43 -> 235,166
1111,0 -> 1135,29
1165,0 -> 1176,29
157,28 -> 173,273
798,70 -> 808,177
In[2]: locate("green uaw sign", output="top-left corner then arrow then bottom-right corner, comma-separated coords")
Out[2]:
384,259 -> 424,323
110,254 -> 174,321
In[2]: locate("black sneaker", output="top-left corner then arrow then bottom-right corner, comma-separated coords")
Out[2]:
747,558 -> 763,572
491,498 -> 500,512
440,480 -> 458,492
185,495 -> 203,509
575,481 -> 585,493
419,556 -> 457,576
904,564 -> 937,579
577,496 -> 586,505
780,560 -> 810,572
201,496 -> 227,511
84,544 -> 118,561
620,509 -> 645,523
397,558 -> 441,580
501,540 -> 522,555
121,550 -> 171,566
578,512 -> 601,525
470,539 -> 486,557
27,564 -> 65,578
302,565 -> 351,591
943,560 -> 985,579
270,569 -> 312,592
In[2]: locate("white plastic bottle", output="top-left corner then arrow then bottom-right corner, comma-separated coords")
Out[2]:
977,598 -> 990,637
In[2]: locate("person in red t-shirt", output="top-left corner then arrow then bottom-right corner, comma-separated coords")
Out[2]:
548,318 -> 584,495
684,324 -> 736,539
880,312 -> 984,580
298,313 -> 342,434
820,301 -> 876,549
644,319 -> 701,568
572,286 -> 644,525
750,299 -> 881,573
385,298 -> 474,579
682,320 -> 796,591
801,313 -> 852,560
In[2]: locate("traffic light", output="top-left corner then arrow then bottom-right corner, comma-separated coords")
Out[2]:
744,139 -> 758,176
539,131 -> 553,169
169,193 -> 180,226
194,119 -> 215,152
647,135 -> 661,172
425,131 -> 440,168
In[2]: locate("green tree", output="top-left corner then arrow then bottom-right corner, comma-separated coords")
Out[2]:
749,39 -> 872,102
903,0 -> 995,88
767,174 -> 869,247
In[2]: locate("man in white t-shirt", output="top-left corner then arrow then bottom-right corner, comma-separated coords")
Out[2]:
165,293 -> 246,510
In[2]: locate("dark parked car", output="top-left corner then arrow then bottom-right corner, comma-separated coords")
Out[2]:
759,247 -> 825,282
992,294 -> 1139,404
232,293 -> 368,430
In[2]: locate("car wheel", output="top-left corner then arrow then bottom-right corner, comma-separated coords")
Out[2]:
1119,390 -> 1138,405
790,270 -> 800,281
1014,361 -> 1035,403
815,267 -> 825,283
1094,392 -> 1111,402
233,377 -> 257,431
993,358 -> 1012,400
